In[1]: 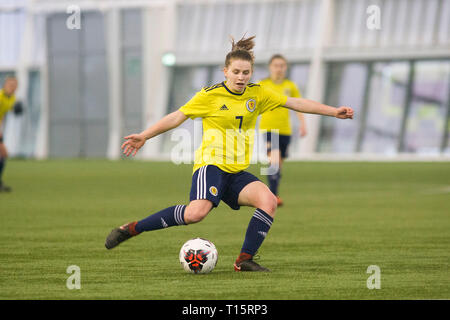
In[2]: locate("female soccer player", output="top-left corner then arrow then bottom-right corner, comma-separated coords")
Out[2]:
105,36 -> 353,272
259,54 -> 307,206
0,76 -> 19,192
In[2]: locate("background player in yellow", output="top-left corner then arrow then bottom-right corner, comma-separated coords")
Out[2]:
0,76 -> 20,192
259,54 -> 307,206
106,36 -> 354,272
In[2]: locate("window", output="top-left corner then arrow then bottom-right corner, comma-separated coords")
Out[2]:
320,59 -> 450,155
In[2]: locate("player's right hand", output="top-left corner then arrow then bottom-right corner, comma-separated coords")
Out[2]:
121,134 -> 146,157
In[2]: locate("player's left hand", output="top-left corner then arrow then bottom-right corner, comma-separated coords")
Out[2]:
335,106 -> 354,119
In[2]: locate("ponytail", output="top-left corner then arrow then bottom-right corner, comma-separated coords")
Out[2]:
225,35 -> 256,67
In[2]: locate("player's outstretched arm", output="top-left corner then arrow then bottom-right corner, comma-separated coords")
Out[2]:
121,110 -> 188,157
284,97 -> 354,119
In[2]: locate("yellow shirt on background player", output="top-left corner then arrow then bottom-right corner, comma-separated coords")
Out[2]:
258,78 -> 301,136
179,81 -> 287,174
0,89 -> 16,124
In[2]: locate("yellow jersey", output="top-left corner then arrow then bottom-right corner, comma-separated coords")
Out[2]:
258,78 -> 301,135
179,81 -> 288,174
0,89 -> 16,124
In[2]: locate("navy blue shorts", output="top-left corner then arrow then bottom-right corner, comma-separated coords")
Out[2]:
265,132 -> 291,159
189,165 -> 260,210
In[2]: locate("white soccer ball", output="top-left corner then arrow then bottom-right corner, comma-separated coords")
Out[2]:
179,238 -> 218,274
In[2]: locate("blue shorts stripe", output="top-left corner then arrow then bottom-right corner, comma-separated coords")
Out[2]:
196,167 -> 201,199
197,166 -> 207,200
202,165 -> 208,198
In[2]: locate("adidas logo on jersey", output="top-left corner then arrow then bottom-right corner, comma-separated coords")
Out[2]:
220,104 -> 229,110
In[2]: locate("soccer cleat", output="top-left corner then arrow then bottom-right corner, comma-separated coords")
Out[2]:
234,258 -> 270,272
276,196 -> 283,207
0,183 -> 11,192
105,221 -> 139,250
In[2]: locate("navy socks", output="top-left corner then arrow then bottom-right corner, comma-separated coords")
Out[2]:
0,157 -> 5,184
241,208 -> 274,256
267,170 -> 281,196
135,205 -> 186,233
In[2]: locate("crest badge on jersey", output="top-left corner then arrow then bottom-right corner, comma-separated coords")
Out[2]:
246,99 -> 256,113
209,186 -> 218,197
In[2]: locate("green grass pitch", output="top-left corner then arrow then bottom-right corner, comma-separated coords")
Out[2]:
0,159 -> 449,299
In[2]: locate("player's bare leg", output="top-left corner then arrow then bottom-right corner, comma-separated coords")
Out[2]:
183,200 -> 213,224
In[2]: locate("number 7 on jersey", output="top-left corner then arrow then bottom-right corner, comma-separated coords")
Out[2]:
236,116 -> 243,132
